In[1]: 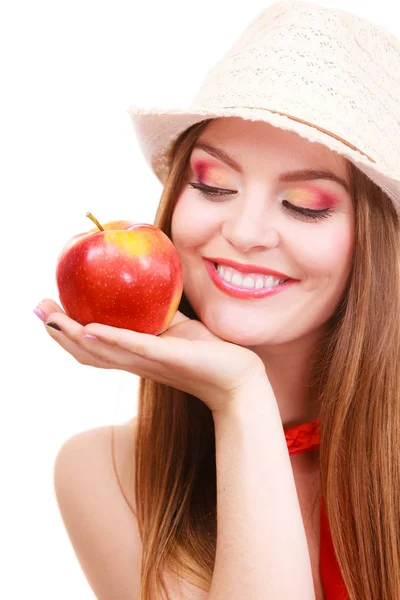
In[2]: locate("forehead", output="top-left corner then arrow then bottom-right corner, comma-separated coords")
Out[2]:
195,117 -> 348,178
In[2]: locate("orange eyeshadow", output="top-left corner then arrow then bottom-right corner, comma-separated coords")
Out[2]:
191,159 -> 231,188
285,185 -> 340,210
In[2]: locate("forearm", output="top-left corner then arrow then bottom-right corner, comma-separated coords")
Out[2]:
209,377 -> 316,600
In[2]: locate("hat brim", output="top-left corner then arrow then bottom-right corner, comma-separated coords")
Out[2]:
127,104 -> 400,215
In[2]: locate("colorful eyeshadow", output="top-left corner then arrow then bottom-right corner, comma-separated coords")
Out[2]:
285,185 -> 339,210
191,159 -> 231,189
189,158 -> 340,210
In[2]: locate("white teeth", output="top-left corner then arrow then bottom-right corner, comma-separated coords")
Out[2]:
231,273 -> 244,287
265,275 -> 280,288
219,265 -> 232,282
242,275 -> 256,289
216,264 -> 284,288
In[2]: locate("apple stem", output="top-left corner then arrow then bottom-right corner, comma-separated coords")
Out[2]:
86,212 -> 104,231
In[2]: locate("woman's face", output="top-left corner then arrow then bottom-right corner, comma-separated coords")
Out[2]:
170,117 -> 355,347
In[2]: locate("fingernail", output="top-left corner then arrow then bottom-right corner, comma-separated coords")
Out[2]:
82,334 -> 97,339
46,321 -> 62,331
33,308 -> 46,322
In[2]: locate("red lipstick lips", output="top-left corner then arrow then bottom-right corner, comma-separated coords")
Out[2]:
203,258 -> 299,299
205,257 -> 294,280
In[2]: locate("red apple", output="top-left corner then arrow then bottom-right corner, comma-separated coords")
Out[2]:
55,212 -> 183,335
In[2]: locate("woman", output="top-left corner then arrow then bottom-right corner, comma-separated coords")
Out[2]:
35,2 -> 400,599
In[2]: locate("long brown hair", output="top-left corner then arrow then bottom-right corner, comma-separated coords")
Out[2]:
113,119 -> 400,599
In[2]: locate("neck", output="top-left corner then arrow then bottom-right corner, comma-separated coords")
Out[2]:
250,332 -> 322,428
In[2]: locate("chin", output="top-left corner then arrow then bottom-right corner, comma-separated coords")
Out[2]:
200,309 -> 288,347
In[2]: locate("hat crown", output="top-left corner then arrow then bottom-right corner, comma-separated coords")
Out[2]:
190,0 -> 400,173
128,0 -> 400,211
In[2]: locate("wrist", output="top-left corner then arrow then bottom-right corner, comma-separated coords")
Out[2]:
212,374 -> 277,423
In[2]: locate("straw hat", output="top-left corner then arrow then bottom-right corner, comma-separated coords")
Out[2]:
128,0 -> 400,216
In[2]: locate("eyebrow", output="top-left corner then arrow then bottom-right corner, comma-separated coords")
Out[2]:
193,142 -> 350,193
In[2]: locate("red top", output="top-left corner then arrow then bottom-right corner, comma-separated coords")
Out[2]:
284,419 -> 349,599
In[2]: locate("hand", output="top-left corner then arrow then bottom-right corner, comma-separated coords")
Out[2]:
35,299 -> 269,414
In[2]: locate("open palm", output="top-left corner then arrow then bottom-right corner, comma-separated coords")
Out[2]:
36,299 -> 269,413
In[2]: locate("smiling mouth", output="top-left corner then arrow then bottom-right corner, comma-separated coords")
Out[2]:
202,258 -> 298,300
212,262 -> 290,286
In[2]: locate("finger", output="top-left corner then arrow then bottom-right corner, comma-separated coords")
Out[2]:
41,312 -> 115,369
82,323 -> 192,365
43,311 -> 148,371
36,298 -> 66,317
44,323 -> 115,369
79,326 -> 200,385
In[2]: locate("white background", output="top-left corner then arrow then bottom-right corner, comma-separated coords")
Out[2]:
1,0 -> 398,598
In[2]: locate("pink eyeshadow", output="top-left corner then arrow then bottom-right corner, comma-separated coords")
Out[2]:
286,184 -> 340,210
191,159 -> 209,180
190,160 -> 341,210
191,159 -> 230,188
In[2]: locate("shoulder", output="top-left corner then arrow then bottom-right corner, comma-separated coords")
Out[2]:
52,417 -> 142,599
53,417 -> 208,599
54,416 -> 138,509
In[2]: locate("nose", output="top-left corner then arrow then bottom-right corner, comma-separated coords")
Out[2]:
221,196 -> 280,254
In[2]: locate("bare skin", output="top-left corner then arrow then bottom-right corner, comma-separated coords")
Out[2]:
46,115 -> 354,598
115,418 -> 324,599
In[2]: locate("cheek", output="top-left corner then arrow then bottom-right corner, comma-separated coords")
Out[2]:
171,192 -> 221,248
295,225 -> 354,280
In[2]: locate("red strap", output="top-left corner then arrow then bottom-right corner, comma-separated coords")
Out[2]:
284,418 -> 321,456
283,419 -> 350,598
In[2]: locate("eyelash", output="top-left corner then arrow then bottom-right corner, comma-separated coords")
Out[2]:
188,181 -> 333,222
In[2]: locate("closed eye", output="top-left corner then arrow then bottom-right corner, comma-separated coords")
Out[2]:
189,181 -> 232,196
188,180 -> 333,222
